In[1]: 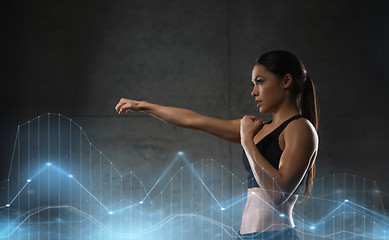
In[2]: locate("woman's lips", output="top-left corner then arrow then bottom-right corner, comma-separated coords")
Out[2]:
257,101 -> 262,107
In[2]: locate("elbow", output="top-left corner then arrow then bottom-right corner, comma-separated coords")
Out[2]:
272,187 -> 295,206
271,192 -> 286,206
259,187 -> 285,206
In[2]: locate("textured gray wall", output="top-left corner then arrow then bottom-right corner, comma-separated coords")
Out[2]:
1,0 -> 389,211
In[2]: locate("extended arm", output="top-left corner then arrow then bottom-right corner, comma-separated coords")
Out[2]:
115,98 -> 241,144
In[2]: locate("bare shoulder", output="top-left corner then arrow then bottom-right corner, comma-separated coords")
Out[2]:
285,118 -> 319,150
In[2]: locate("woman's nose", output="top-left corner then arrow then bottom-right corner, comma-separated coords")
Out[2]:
251,87 -> 258,97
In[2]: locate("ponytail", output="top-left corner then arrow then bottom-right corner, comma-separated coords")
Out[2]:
299,73 -> 319,204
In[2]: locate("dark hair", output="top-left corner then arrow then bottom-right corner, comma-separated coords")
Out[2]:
254,50 -> 319,204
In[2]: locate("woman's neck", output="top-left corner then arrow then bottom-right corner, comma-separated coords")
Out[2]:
271,104 -> 300,125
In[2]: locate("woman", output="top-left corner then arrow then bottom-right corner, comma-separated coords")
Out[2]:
115,50 -> 319,240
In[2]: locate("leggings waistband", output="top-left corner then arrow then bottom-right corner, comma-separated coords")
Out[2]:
237,227 -> 300,240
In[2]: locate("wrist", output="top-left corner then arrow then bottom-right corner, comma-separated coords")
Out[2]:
139,101 -> 151,111
241,135 -> 254,145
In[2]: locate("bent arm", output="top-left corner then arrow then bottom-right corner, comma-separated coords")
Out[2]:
139,101 -> 241,144
241,119 -> 318,205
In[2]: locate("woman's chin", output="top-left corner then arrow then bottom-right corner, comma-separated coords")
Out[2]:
259,107 -> 270,114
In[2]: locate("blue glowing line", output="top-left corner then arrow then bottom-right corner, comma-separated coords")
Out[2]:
181,157 -> 223,208
8,181 -> 30,205
2,159 -> 388,238
70,176 -> 110,212
141,155 -> 181,202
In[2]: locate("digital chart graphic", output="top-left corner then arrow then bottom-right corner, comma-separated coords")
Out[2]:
0,113 -> 388,239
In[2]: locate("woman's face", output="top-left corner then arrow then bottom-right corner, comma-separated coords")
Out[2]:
251,64 -> 285,113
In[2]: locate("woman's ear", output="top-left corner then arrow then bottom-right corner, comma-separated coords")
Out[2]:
283,73 -> 293,88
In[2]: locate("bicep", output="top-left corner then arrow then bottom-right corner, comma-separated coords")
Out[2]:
278,121 -> 318,197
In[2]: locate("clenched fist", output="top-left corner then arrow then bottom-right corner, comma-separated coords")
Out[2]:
240,115 -> 264,141
115,98 -> 144,114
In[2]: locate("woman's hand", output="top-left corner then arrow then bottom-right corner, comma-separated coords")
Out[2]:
115,98 -> 144,114
240,115 -> 264,142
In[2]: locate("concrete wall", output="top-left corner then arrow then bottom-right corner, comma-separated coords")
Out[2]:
1,0 -> 389,235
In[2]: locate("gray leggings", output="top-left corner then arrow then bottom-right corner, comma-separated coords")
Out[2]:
236,227 -> 301,240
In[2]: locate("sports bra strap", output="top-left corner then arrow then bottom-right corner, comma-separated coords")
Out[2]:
267,115 -> 303,135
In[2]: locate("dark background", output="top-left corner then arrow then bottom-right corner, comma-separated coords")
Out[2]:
1,0 -> 389,208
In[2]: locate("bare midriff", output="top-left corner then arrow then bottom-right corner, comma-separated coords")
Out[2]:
239,187 -> 298,234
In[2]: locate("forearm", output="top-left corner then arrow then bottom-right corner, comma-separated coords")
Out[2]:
241,138 -> 285,204
140,101 -> 202,128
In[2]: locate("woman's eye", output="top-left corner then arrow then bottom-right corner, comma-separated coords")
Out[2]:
252,80 -> 263,86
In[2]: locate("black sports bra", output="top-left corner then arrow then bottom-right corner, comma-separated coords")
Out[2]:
242,114 -> 307,192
